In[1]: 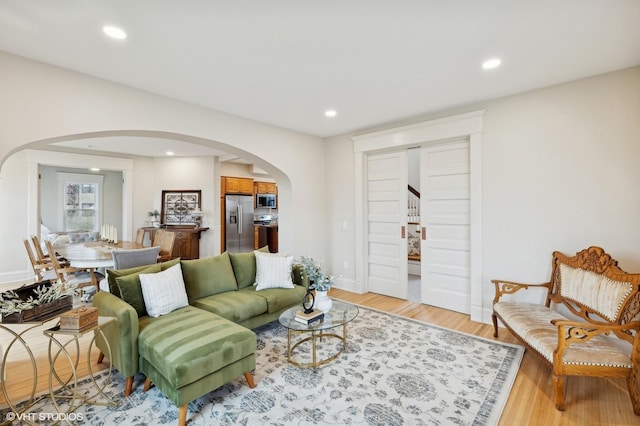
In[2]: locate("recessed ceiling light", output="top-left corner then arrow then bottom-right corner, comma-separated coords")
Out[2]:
103,25 -> 127,40
325,109 -> 337,118
482,58 -> 501,70
166,151 -> 174,156
89,168 -> 100,172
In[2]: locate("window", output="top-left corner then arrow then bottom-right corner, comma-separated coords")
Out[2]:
58,173 -> 104,231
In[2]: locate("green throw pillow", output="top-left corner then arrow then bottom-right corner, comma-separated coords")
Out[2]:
181,252 -> 238,301
115,264 -> 162,317
107,257 -> 180,297
229,246 -> 270,289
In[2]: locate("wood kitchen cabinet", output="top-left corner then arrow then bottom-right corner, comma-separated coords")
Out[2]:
254,181 -> 277,194
222,176 -> 253,195
254,225 -> 278,253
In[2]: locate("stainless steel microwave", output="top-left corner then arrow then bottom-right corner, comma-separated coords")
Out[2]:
256,194 -> 277,208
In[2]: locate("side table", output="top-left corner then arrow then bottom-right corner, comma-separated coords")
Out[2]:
43,316 -> 117,422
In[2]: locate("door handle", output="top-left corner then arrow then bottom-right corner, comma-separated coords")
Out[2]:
401,225 -> 405,239
422,227 -> 427,240
238,205 -> 243,234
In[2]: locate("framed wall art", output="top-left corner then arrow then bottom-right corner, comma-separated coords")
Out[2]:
161,190 -> 201,226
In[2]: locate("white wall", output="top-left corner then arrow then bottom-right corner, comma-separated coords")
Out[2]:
325,66 -> 640,322
0,51 -> 326,283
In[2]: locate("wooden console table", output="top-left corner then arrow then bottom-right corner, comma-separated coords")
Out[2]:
139,227 -> 208,260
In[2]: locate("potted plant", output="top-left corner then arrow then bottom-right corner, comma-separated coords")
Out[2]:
296,256 -> 333,312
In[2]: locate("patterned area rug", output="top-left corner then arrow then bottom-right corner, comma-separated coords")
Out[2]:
6,305 -> 523,425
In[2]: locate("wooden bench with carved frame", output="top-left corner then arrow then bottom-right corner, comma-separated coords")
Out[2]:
492,246 -> 640,415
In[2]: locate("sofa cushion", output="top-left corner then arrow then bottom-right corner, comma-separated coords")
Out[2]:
228,246 -> 269,289
240,284 -> 307,314
115,263 -> 162,317
181,252 -> 238,301
107,257 -> 181,297
140,264 -> 189,318
191,291 -> 268,323
138,306 -> 256,388
254,251 -> 295,291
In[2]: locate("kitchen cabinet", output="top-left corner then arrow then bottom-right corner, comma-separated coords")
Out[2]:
254,225 -> 278,253
254,181 -> 277,194
223,176 -> 253,195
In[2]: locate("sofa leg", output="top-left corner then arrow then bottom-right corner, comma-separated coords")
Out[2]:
97,351 -> 105,364
244,371 -> 256,388
143,377 -> 153,392
178,404 -> 188,426
124,376 -> 134,396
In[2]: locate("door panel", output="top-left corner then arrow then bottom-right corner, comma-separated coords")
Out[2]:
421,141 -> 471,313
366,151 -> 408,299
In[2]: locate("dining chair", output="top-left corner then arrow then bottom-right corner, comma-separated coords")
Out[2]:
153,230 -> 176,262
135,228 -> 145,246
31,235 -> 69,266
98,246 -> 161,292
44,240 -> 93,290
23,239 -> 57,282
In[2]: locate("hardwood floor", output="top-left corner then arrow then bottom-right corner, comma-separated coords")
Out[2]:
1,289 -> 638,425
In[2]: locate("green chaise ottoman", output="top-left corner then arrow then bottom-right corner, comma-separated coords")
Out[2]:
138,306 -> 256,426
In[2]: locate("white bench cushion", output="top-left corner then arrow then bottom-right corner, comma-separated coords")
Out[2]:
494,302 -> 632,368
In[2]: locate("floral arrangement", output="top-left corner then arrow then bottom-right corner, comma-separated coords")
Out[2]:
296,256 -> 333,292
0,281 -> 75,316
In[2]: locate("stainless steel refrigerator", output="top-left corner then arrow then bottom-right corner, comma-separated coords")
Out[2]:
225,195 -> 255,252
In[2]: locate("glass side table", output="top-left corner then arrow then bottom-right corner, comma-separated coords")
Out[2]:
278,300 -> 359,369
43,316 -> 117,423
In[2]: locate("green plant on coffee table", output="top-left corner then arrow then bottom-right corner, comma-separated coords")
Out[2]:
296,256 -> 333,292
0,281 -> 75,316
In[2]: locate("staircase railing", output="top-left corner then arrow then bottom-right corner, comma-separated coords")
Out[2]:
408,185 -> 420,261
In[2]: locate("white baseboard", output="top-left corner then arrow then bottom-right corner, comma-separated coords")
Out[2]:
0,270 -> 34,290
332,277 -> 364,294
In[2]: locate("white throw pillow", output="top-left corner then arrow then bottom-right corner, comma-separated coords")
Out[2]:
139,263 -> 189,318
254,251 -> 295,291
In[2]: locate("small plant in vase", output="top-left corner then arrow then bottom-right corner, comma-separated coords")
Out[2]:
296,256 -> 333,313
148,210 -> 160,227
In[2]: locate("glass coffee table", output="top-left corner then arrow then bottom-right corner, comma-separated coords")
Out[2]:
278,300 -> 359,369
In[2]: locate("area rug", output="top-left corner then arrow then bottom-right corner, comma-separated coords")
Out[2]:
4,305 -> 524,425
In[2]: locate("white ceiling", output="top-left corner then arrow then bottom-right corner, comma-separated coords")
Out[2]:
1,1 -> 639,157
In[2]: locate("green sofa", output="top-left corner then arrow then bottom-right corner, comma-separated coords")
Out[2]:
93,250 -> 309,398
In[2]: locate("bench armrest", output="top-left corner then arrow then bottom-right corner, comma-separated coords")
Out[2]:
491,279 -> 553,304
551,319 -> 640,365
93,291 -> 140,378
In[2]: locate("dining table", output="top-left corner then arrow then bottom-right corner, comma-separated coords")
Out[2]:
56,240 -> 145,287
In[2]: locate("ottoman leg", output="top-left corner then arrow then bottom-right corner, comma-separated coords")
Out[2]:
178,404 -> 188,426
244,371 -> 256,388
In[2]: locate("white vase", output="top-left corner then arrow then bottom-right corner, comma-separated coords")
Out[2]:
314,290 -> 332,313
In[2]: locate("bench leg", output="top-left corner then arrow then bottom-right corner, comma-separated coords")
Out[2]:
97,351 -> 105,364
244,371 -> 256,388
178,404 -> 188,426
123,376 -> 134,396
627,367 -> 640,415
552,373 -> 565,411
491,313 -> 499,337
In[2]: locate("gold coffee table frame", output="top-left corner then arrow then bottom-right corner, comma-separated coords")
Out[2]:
278,300 -> 359,369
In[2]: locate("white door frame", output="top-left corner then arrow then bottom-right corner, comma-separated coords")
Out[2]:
352,110 -> 484,322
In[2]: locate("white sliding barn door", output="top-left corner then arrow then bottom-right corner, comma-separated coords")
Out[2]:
366,151 -> 408,299
420,141 -> 470,313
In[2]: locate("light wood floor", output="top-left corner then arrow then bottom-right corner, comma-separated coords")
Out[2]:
2,289 -> 638,425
